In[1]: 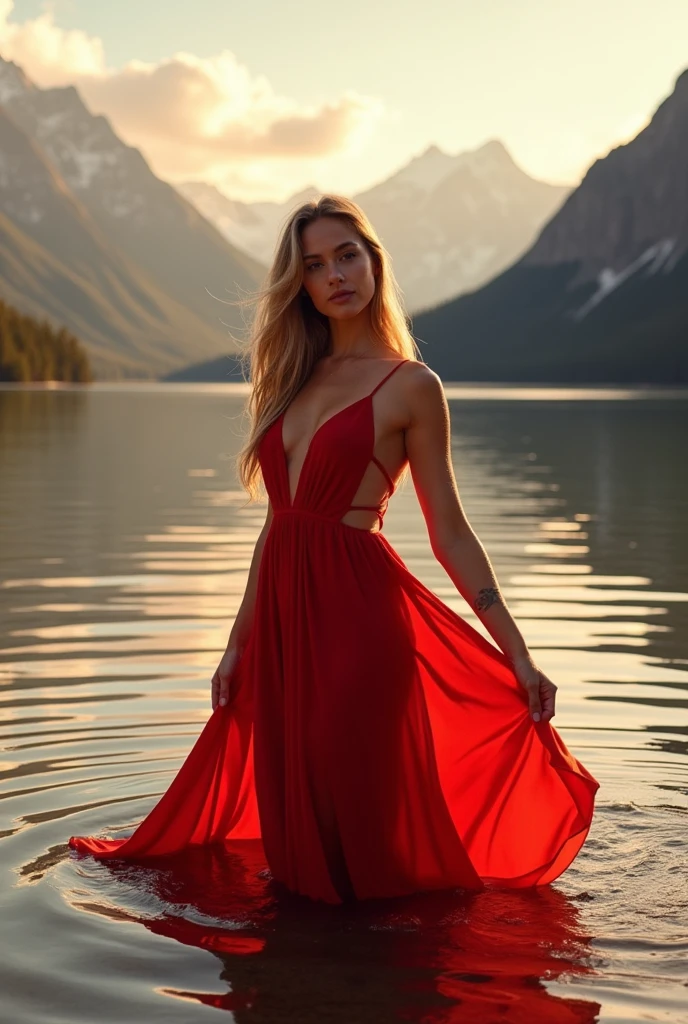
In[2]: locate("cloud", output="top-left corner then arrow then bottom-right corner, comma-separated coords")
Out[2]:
0,0 -> 104,80
0,1 -> 384,195
78,54 -> 382,161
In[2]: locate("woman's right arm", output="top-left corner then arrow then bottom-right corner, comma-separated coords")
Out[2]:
211,500 -> 273,709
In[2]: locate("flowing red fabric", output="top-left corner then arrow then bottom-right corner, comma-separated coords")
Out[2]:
69,360 -> 599,903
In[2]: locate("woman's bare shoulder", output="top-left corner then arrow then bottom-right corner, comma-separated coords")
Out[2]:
400,360 -> 445,407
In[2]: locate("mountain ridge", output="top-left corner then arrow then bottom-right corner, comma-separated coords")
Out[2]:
411,68 -> 688,383
178,139 -> 568,314
0,55 -> 266,378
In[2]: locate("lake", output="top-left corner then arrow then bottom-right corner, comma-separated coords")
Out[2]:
1,382 -> 687,1023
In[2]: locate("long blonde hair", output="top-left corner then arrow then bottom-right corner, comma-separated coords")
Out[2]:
233,194 -> 421,500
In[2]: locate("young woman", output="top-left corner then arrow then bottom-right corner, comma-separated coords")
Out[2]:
70,195 -> 599,903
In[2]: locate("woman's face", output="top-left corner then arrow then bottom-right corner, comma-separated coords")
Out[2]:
299,216 -> 378,319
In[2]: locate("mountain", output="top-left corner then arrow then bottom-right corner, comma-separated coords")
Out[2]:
412,70 -> 688,383
353,140 -> 569,312
178,142 -> 569,314
0,56 -> 266,378
177,182 -> 322,269
0,104 -> 227,378
163,352 -> 245,383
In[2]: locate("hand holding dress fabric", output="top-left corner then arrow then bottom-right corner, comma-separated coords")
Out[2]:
211,646 -> 242,710
511,654 -> 558,723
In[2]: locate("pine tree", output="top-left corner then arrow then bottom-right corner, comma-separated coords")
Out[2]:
0,300 -> 93,382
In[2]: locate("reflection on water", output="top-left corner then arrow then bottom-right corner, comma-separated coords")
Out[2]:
1,384 -> 687,1023
64,844 -> 604,1023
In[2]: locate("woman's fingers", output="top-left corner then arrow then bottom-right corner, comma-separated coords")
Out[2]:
526,680 -> 543,722
211,672 -> 230,709
539,672 -> 557,722
512,658 -> 558,724
211,647 -> 241,710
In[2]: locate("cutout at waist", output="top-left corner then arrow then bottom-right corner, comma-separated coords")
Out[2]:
271,507 -> 384,533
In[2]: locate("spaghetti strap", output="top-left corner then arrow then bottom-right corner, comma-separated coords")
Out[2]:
370,455 -> 395,493
369,359 -> 409,397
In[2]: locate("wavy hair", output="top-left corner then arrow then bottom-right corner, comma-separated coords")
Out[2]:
232,194 -> 421,500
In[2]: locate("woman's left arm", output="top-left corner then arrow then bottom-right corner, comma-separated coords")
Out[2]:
402,364 -> 557,723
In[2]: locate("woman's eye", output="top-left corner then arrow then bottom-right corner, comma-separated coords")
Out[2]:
306,252 -> 354,272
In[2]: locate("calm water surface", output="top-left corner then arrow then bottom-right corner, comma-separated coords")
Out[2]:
0,383 -> 687,1024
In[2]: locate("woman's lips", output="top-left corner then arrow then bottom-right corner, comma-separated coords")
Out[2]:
330,291 -> 354,303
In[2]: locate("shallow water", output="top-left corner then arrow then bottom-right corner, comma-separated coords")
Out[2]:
1,383 -> 687,1024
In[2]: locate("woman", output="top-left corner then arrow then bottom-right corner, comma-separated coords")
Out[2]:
69,195 -> 599,904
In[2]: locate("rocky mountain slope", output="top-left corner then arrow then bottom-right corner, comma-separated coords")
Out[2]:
412,70 -> 688,383
0,56 -> 266,378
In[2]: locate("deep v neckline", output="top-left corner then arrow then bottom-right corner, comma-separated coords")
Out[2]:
280,394 -> 370,506
279,359 -> 409,507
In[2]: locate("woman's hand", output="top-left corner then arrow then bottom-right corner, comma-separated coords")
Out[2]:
510,654 -> 557,723
211,645 -> 241,710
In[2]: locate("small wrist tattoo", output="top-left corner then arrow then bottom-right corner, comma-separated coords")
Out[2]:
474,586 -> 503,613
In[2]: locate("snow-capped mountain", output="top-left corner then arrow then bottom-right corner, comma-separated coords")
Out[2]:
354,140 -> 569,312
178,140 -> 569,313
412,69 -> 688,383
0,56 -> 265,377
177,182 -> 323,268
0,103 -> 208,378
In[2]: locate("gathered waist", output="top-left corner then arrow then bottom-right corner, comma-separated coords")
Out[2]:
271,507 -> 382,533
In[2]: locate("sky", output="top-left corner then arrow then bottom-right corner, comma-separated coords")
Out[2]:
1,0 -> 687,203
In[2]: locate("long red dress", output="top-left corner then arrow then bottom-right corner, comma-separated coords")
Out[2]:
69,359 -> 599,903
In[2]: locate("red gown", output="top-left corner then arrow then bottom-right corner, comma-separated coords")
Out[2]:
69,359 -> 599,903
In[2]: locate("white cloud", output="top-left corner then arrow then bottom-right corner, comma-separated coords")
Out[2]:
0,1 -> 384,197
0,0 -> 105,80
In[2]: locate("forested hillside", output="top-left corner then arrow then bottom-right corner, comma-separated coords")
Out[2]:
0,299 -> 92,382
